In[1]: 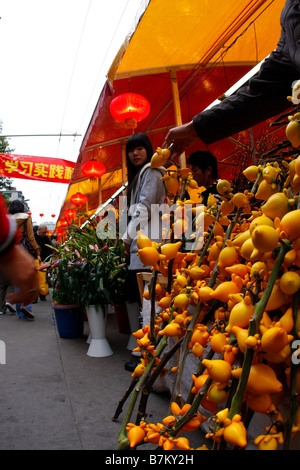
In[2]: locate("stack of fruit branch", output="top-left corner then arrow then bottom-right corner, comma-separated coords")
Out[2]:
115,110 -> 300,451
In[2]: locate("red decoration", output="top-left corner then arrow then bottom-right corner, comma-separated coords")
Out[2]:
109,93 -> 150,128
39,213 -> 44,217
81,159 -> 105,179
59,219 -> 68,227
63,209 -> 77,220
51,214 -> 56,218
70,192 -> 87,206
27,211 -> 32,216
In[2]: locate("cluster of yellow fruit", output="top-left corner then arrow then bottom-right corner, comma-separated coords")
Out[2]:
120,146 -> 300,451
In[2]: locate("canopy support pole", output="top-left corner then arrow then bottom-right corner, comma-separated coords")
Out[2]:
170,70 -> 186,168
121,141 -> 127,186
98,178 -> 102,207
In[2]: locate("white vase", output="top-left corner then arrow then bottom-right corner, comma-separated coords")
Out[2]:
86,305 -> 113,357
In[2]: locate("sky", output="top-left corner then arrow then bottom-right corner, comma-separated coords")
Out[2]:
0,0 -> 144,225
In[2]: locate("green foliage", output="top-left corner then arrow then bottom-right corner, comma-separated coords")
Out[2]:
46,214 -> 128,308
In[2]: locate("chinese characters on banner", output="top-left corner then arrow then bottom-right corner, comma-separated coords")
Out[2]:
0,153 -> 75,183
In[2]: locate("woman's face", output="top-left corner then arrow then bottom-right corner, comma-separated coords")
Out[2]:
128,146 -> 148,167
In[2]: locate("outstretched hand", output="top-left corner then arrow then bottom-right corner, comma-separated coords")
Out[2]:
164,121 -> 200,159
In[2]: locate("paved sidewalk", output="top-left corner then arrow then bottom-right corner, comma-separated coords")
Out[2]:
0,298 -> 171,450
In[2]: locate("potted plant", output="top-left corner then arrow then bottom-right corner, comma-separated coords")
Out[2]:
46,247 -> 85,339
47,214 -> 127,356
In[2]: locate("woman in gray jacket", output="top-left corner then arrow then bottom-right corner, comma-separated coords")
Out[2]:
121,133 -> 166,371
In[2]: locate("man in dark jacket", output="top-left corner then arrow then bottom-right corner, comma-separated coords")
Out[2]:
165,0 -> 300,154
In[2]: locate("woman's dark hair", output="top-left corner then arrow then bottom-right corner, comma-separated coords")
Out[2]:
187,150 -> 219,180
126,133 -> 153,200
9,199 -> 25,214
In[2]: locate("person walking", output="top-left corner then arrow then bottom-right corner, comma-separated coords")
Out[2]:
9,200 -> 40,320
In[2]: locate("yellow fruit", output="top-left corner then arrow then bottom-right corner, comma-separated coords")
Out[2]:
158,322 -> 181,337
276,306 -> 294,333
221,199 -> 235,216
225,264 -> 250,277
164,176 -> 179,195
192,342 -> 204,357
279,271 -> 300,294
231,364 -> 283,395
286,119 -> 300,147
198,285 -> 215,302
246,393 -> 272,413
250,261 -> 267,279
209,281 -> 241,303
255,179 -> 277,200
189,266 -> 206,280
131,363 -> 146,377
173,293 -> 189,310
190,326 -> 210,347
256,436 -> 278,450
136,230 -> 152,249
280,209 -> 300,240
138,246 -> 166,269
226,298 -> 255,333
217,246 -> 239,268
127,424 -> 146,447
265,284 -> 287,311
210,332 -> 228,354
216,179 -> 232,196
213,221 -> 225,237
174,437 -> 191,450
261,326 -> 293,354
251,225 -> 279,252
207,383 -> 229,403
240,238 -> 259,261
223,421 -> 247,448
202,359 -> 232,383
191,374 -> 209,393
243,165 -> 259,182
249,215 -> 274,234
157,294 -> 172,309
261,192 -> 290,220
231,192 -> 249,208
232,229 -> 250,247
160,241 -> 182,260
207,241 -> 223,262
262,164 -> 280,183
231,326 -> 248,354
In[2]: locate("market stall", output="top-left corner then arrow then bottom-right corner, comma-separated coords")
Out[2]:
55,0 -> 288,225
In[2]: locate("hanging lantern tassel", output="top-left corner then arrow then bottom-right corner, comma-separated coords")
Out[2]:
109,93 -> 150,130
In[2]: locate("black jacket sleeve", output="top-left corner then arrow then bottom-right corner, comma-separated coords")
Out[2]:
193,0 -> 300,145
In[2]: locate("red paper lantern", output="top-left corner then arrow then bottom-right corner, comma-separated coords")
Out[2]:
110,93 -> 150,129
70,192 -> 87,206
39,213 -> 44,217
51,214 -> 56,218
59,219 -> 68,227
63,209 -> 77,220
81,159 -> 106,180
27,211 -> 32,216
